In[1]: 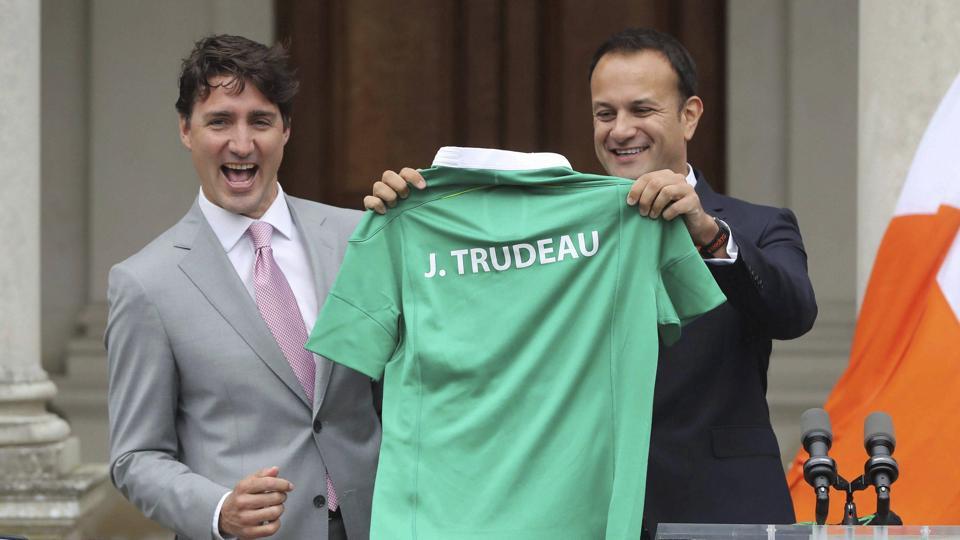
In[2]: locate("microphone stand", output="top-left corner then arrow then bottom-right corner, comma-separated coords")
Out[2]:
833,475 -> 860,525
812,476 -> 831,526
869,478 -> 902,526
829,474 -> 902,526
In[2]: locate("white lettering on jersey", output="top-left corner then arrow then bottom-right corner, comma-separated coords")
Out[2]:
424,252 -> 438,278
451,249 -> 469,275
490,246 -> 512,271
513,243 -> 536,269
578,231 -> 599,256
557,235 -> 579,261
423,231 -> 600,279
537,238 -> 556,264
470,248 -> 490,273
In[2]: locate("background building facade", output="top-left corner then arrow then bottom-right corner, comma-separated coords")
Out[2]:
3,0 -> 958,535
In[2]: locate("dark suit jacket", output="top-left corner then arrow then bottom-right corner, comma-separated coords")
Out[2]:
643,170 -> 817,530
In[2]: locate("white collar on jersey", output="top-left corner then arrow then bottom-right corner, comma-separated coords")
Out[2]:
431,147 -> 698,187
431,146 -> 572,171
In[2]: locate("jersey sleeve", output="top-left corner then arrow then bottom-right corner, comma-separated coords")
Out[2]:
306,216 -> 403,380
655,220 -> 727,346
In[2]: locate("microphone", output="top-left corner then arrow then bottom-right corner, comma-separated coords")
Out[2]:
863,411 -> 898,487
863,412 -> 899,523
801,408 -> 837,525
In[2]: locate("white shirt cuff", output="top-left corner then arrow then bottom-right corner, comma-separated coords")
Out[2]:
704,219 -> 738,265
213,491 -> 235,540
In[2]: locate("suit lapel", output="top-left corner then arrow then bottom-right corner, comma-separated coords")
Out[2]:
175,202 -> 312,409
287,197 -> 339,413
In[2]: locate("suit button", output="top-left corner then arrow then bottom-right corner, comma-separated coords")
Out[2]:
313,418 -> 322,433
313,494 -> 326,508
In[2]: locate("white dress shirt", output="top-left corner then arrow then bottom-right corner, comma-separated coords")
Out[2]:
198,183 -> 318,540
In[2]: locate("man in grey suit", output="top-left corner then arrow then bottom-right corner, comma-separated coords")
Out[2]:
106,35 -> 380,540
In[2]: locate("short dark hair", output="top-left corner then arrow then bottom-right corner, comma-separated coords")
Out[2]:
175,34 -> 299,127
588,28 -> 698,105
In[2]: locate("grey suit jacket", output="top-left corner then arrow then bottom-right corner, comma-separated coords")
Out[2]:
106,195 -> 381,540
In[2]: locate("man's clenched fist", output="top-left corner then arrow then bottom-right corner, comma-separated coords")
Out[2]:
219,466 -> 294,539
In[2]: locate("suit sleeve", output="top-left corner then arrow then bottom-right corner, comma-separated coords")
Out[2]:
709,207 -> 817,340
106,264 -> 230,540
306,218 -> 402,380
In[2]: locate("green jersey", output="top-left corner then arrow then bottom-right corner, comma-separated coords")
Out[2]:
307,147 -> 726,539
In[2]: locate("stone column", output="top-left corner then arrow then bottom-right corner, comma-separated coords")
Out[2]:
0,1 -> 108,537
727,0 -> 858,466
56,0 -> 276,464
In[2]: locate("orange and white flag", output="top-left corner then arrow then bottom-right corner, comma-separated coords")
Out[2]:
788,72 -> 960,524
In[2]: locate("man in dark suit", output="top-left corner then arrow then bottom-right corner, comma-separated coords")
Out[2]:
588,29 -> 816,531
365,27 -> 816,532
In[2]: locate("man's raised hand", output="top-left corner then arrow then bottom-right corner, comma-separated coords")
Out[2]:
363,168 -> 427,214
625,169 -> 718,247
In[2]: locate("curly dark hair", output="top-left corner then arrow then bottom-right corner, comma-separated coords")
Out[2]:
175,34 -> 299,127
588,28 -> 698,106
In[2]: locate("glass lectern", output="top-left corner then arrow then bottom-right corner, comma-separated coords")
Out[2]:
656,523 -> 960,540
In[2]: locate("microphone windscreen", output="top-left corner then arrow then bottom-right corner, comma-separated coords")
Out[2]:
801,408 -> 833,442
864,411 -> 895,446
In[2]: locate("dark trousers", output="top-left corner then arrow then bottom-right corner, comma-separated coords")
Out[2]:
328,508 -> 347,540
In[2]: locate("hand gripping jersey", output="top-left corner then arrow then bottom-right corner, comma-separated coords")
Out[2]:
307,147 -> 726,539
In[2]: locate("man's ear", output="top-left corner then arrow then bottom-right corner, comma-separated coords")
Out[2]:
680,96 -> 704,142
282,120 -> 291,146
178,115 -> 193,151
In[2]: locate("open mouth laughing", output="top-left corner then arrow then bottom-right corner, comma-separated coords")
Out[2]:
220,162 -> 260,188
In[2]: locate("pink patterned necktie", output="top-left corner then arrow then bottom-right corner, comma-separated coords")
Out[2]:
247,221 -> 338,511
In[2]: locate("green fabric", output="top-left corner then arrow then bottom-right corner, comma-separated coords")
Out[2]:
307,165 -> 726,539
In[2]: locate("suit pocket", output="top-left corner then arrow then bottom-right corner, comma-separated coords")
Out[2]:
711,426 -> 781,458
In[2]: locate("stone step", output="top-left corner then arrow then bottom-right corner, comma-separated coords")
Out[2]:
49,379 -> 109,464
76,302 -> 108,338
769,365 -> 848,392
766,303 -> 856,466
63,337 -> 108,387
775,341 -> 851,357
776,332 -> 852,348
